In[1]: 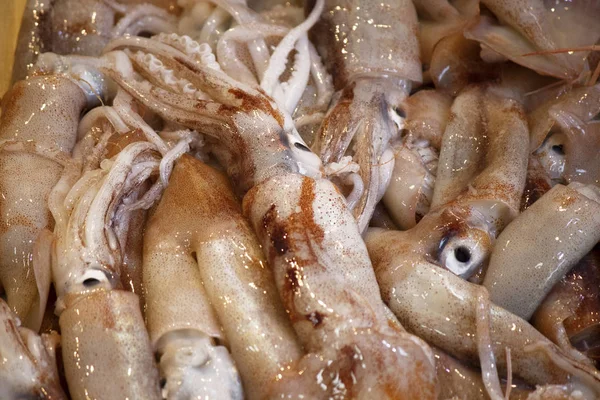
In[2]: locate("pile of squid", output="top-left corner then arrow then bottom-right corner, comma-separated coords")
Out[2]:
2,0 -> 600,398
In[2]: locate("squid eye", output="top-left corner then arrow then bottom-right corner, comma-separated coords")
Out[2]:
439,236 -> 487,279
535,132 -> 566,182
294,142 -> 310,151
394,107 -> 406,118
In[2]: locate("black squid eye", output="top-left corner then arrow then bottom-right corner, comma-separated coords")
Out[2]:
294,142 -> 310,152
394,107 -> 406,118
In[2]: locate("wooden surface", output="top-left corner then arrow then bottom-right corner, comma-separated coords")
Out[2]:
0,0 -> 27,97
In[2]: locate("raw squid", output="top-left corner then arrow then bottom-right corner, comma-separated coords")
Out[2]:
310,0 -> 421,232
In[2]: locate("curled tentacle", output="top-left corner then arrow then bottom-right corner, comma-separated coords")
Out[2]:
215,23 -> 290,86
52,142 -> 160,310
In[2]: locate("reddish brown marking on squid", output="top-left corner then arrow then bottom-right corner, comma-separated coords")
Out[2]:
387,318 -> 404,334
281,266 -> 303,323
262,205 -> 290,256
228,88 -> 284,127
298,178 -> 325,245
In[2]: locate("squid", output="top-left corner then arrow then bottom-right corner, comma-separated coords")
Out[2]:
144,154 -> 302,399
464,0 -> 600,81
101,26 -> 438,398
12,0 -> 178,82
0,66 -> 105,330
310,0 -> 422,232
0,298 -> 65,399
382,89 -> 451,230
49,140 -> 163,399
483,183 -> 600,320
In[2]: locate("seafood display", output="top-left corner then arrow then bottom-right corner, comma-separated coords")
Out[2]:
2,0 -> 600,399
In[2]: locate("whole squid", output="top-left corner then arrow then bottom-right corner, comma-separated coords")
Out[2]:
310,0 -> 422,232
0,71 -> 96,330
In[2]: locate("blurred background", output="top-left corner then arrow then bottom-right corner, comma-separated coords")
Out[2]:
1,0 -> 27,97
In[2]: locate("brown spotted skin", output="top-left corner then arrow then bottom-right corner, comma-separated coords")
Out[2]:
244,173 -> 437,399
59,290 -> 161,400
0,76 -> 85,327
484,184 -> 600,320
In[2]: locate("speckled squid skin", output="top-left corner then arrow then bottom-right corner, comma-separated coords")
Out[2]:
310,0 -> 422,88
365,228 -> 600,389
431,84 -> 529,215
243,173 -> 438,399
484,184 -> 600,320
0,76 -> 85,329
59,289 -> 161,400
144,155 -> 302,400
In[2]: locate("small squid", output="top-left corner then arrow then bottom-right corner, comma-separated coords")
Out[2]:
0,69 -> 102,330
50,135 -> 163,398
12,0 -> 178,82
310,0 -> 422,232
